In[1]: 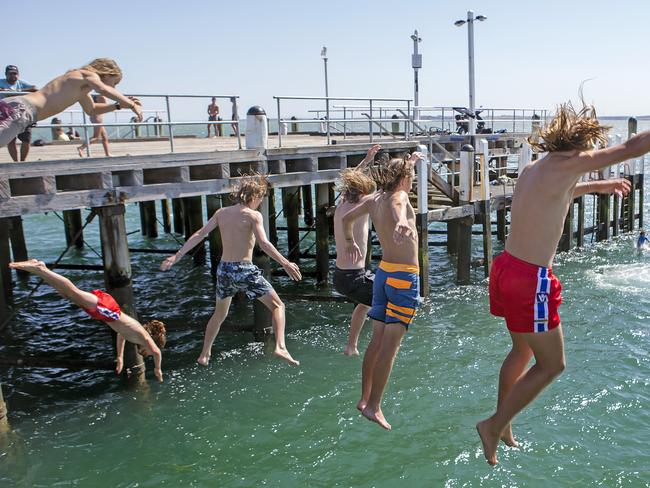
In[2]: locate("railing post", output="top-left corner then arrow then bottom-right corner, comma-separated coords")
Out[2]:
231,97 -> 242,149
416,145 -> 429,296
368,99 -> 373,143
81,111 -> 91,157
518,141 -> 532,174
325,96 -> 331,146
343,107 -> 347,139
406,100 -> 411,140
165,95 -> 175,153
276,98 -> 282,148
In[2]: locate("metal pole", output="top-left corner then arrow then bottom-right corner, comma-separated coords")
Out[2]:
369,99 -> 373,143
81,111 -> 91,157
324,57 -> 331,145
165,96 -> 175,153
467,10 -> 476,136
406,100 -> 411,140
343,107 -> 347,139
412,30 -> 421,123
276,97 -> 282,148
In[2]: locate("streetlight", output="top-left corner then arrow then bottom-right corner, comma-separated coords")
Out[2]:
321,46 -> 331,144
410,30 -> 422,123
454,11 -> 487,136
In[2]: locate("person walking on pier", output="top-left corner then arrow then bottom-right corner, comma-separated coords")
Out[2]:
0,65 -> 38,161
206,97 -> 221,137
160,174 -> 302,367
341,152 -> 423,430
477,100 -> 636,465
77,94 -> 112,157
0,58 -> 142,148
8,260 -> 166,382
333,144 -> 380,356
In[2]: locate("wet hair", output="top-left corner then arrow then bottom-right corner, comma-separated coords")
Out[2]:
337,168 -> 375,203
230,172 -> 270,204
80,58 -> 123,83
529,100 -> 610,153
369,157 -> 414,192
142,320 -> 166,349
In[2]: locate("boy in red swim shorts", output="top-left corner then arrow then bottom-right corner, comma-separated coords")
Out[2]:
9,260 -> 166,382
476,100 -> 643,465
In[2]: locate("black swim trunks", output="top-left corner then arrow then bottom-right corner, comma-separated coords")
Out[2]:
208,115 -> 217,121
17,125 -> 32,143
333,267 -> 374,306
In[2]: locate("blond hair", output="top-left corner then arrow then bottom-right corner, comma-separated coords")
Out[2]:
230,173 -> 270,204
80,58 -> 123,83
530,101 -> 610,152
369,157 -> 414,192
337,169 -> 375,203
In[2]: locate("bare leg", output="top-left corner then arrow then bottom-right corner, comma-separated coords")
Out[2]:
197,296 -> 232,366
7,139 -> 17,162
361,324 -> 406,430
9,259 -> 98,309
358,320 -> 385,412
257,291 -> 299,366
344,304 -> 369,356
206,123 -> 211,137
99,127 -> 111,157
498,332 -> 533,447
20,142 -> 29,161
477,325 -> 565,465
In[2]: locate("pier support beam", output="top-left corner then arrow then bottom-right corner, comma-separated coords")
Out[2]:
161,199 -> 172,234
446,221 -> 459,254
63,209 -> 84,249
597,193 -> 610,242
301,185 -> 314,227
315,183 -> 330,284
139,201 -> 158,238
496,208 -> 507,242
576,196 -> 585,247
268,189 -> 278,246
8,217 -> 28,278
282,187 -> 301,262
415,146 -> 429,296
0,221 -> 11,320
559,202 -> 574,252
639,174 -> 644,229
456,216 -> 473,285
328,184 -> 336,236
183,196 -> 206,265
206,195 -> 222,281
172,198 -> 184,234
96,204 -> 143,381
479,139 -> 492,277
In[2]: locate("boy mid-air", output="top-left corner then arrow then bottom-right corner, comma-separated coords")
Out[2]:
161,174 -> 302,367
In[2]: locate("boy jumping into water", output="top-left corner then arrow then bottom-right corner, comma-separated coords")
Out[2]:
0,58 -> 143,148
9,260 -> 166,381
160,174 -> 302,366
333,144 -> 380,356
477,100 -> 635,465
342,152 -> 422,430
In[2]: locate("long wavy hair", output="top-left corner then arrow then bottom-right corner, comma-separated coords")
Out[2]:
337,168 -> 376,203
230,172 -> 270,204
369,157 -> 414,192
80,58 -> 123,83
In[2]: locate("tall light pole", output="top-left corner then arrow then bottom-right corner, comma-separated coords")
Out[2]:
411,30 -> 422,123
454,11 -> 487,136
321,46 -> 331,144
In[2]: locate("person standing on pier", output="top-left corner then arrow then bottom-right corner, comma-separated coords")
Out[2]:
333,144 -> 380,356
77,94 -> 112,157
477,100 -> 636,465
8,260 -> 166,382
0,58 -> 143,148
206,97 -> 221,137
341,152 -> 423,430
0,65 -> 38,161
160,174 -> 302,367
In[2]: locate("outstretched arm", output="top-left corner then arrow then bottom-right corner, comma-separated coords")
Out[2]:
390,191 -> 415,244
161,210 -> 220,271
80,70 -> 143,121
570,131 -> 650,175
341,196 -> 373,261
115,334 -> 125,375
251,212 -> 302,281
106,319 -> 163,382
572,178 -> 632,199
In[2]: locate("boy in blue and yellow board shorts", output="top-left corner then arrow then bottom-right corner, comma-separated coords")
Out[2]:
342,151 -> 423,430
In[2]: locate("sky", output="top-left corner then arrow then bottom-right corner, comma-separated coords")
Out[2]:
8,0 -> 650,119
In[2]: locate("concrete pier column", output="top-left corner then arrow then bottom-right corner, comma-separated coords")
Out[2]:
96,204 -> 143,380
63,209 -> 84,249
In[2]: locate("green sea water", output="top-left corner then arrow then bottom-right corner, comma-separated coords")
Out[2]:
1,148 -> 650,486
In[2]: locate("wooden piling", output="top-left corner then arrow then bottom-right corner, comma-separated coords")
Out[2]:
206,195 -> 222,280
268,188 -> 278,246
96,204 -> 143,380
0,220 -> 11,317
301,185 -> 314,227
597,193 -> 610,241
456,216 -> 473,285
161,199 -> 172,234
559,202 -> 574,252
446,221 -> 459,254
315,183 -> 330,284
478,139 -> 492,277
496,209 -> 507,242
576,196 -> 585,247
628,175 -> 636,232
639,174 -> 644,229
416,214 -> 429,294
63,209 -> 84,249
171,198 -> 184,234
282,187 -> 301,262
183,196 -> 206,265
612,191 -> 620,237
328,183 -> 336,236
8,216 -> 28,278
139,201 -> 158,238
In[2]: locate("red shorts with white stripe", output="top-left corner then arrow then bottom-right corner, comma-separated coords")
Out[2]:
489,251 -> 562,333
83,290 -> 121,322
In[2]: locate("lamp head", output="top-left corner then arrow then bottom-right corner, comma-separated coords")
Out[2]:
476,15 -> 487,21
321,47 -> 327,58
454,20 -> 466,27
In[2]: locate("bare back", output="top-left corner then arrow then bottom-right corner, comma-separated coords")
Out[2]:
506,153 -> 581,268
22,69 -> 95,120
216,204 -> 257,262
334,199 -> 370,269
370,191 -> 418,265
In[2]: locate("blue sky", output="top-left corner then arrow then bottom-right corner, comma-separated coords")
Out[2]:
9,0 -> 650,118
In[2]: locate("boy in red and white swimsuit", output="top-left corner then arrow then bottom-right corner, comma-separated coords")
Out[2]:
476,101 -> 645,465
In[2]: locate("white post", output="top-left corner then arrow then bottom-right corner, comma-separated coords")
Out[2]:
416,144 -> 428,214
246,106 -> 269,236
467,10 -> 476,136
459,144 -> 474,203
518,141 -> 532,174
480,138 -> 490,201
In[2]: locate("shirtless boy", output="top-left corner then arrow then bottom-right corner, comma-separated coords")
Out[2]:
77,94 -> 112,157
333,145 -> 380,356
477,101 -> 635,465
161,174 -> 302,366
342,152 -> 422,430
9,260 -> 166,381
207,97 -> 221,137
0,58 -> 143,148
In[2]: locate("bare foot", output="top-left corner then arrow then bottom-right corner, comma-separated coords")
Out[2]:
274,347 -> 300,366
343,345 -> 360,357
196,354 -> 210,366
500,424 -> 519,448
77,146 -> 84,157
9,259 -> 46,273
356,399 -> 367,413
106,153 -> 114,157
476,420 -> 499,465
361,406 -> 391,430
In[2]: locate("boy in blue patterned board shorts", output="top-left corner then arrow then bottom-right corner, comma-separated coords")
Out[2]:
161,174 -> 302,366
341,152 -> 423,430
